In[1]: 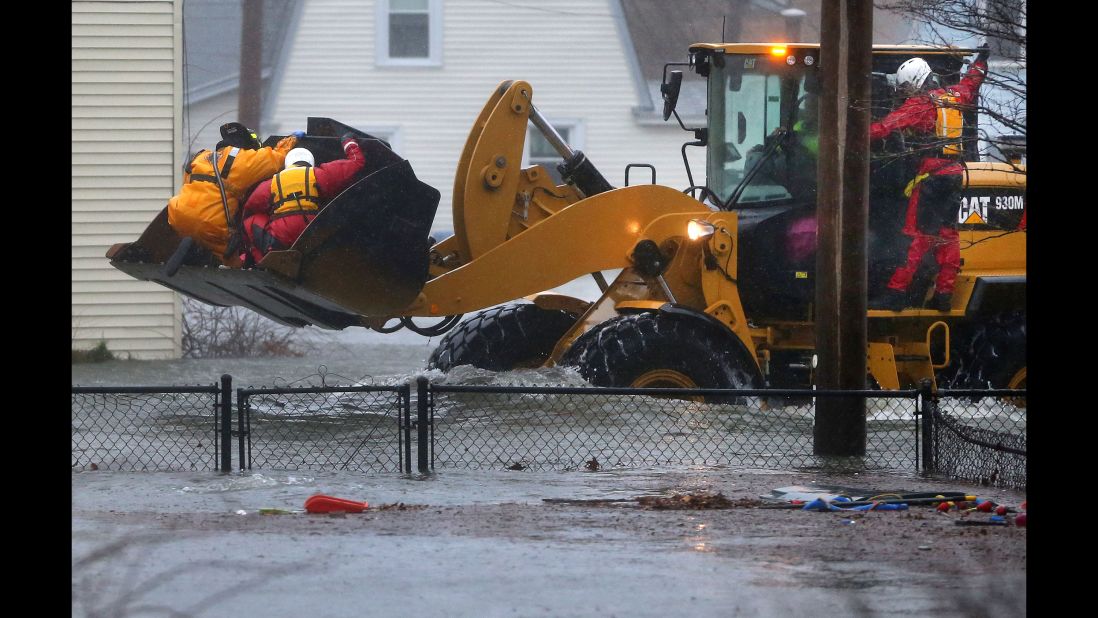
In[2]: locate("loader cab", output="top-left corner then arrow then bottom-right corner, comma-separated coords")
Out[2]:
687,44 -> 976,209
698,45 -> 821,209
683,44 -> 978,319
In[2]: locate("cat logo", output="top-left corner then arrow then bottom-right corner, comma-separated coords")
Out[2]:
958,195 -> 989,225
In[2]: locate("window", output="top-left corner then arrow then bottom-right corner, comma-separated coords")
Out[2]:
377,0 -> 442,67
524,120 -> 583,185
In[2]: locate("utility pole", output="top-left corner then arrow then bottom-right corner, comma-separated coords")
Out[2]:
238,0 -> 263,131
815,0 -> 841,447
814,0 -> 871,456
837,0 -> 872,443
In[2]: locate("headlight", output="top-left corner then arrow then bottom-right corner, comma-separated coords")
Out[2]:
687,219 -> 716,241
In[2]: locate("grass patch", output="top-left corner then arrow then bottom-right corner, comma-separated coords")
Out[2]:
72,341 -> 116,364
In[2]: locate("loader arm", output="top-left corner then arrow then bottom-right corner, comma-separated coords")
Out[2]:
443,80 -> 614,268
403,184 -> 712,317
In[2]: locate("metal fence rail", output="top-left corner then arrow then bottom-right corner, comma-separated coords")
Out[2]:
240,384 -> 410,472
427,383 -> 920,473
71,384 -> 222,471
931,389 -> 1026,490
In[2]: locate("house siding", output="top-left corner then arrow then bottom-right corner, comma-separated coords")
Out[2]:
72,0 -> 183,359
266,0 -> 705,235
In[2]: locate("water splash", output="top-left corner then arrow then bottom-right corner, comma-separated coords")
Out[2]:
179,472 -> 316,493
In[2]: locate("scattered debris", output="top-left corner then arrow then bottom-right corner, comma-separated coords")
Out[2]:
506,462 -> 526,471
802,498 -> 908,512
584,457 -> 600,471
542,492 -> 762,509
638,492 -> 760,510
374,502 -> 428,511
258,508 -> 294,515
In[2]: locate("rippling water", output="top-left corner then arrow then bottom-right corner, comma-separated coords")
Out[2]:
71,341 -> 435,388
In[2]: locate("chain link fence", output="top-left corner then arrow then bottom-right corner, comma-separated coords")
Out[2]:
428,385 -> 920,472
71,376 -> 1026,488
930,390 -> 1026,490
71,385 -> 223,471
240,385 -> 409,472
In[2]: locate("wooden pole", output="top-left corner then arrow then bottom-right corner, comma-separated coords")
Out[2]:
836,0 -> 872,453
238,0 -> 263,131
814,0 -> 871,456
813,0 -> 841,452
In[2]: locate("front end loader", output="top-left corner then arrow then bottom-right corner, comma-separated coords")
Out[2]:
109,44 -> 1025,395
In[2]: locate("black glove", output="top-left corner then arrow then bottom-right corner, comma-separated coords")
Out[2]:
974,42 -> 990,64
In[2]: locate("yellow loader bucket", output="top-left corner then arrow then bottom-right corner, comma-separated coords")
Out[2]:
108,121 -> 440,329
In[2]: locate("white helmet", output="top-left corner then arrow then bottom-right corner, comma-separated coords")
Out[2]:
895,57 -> 934,91
284,147 -> 314,168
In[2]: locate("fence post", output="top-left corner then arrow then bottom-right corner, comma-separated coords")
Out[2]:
417,376 -> 429,473
402,383 -> 412,473
237,388 -> 247,471
220,374 -> 232,472
918,378 -> 935,473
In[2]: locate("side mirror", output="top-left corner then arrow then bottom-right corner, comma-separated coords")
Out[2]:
661,70 -> 683,121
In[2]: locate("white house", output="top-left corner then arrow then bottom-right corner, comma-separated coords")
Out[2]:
264,0 -> 679,236
72,0 -> 184,359
261,0 -> 915,235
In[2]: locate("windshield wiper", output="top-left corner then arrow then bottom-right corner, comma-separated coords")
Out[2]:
722,127 -> 790,210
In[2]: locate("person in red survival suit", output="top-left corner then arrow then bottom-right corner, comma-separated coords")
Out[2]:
868,44 -> 989,312
240,134 -> 366,265
168,123 -> 300,266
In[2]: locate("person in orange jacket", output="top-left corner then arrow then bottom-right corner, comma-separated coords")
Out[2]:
868,45 -> 989,312
168,122 -> 300,266
240,134 -> 366,265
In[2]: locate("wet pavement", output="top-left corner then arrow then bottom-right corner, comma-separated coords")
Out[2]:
72,466 -> 1026,617
72,343 -> 1025,616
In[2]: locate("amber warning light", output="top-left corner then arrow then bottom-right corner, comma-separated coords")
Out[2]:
769,46 -> 788,56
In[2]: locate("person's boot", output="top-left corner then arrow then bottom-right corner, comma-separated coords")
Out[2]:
927,292 -> 953,312
869,288 -> 907,311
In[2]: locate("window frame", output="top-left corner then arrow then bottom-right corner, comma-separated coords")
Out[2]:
523,118 -> 585,184
375,0 -> 443,68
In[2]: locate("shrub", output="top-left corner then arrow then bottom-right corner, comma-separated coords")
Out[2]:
181,298 -> 309,358
72,340 -> 116,364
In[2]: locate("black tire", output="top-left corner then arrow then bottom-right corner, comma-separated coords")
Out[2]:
427,302 -> 578,371
558,312 -> 761,392
939,310 -> 1026,390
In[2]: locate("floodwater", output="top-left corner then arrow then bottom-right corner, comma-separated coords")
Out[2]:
72,337 -> 1026,617
70,338 -> 436,388
73,464 -> 1026,617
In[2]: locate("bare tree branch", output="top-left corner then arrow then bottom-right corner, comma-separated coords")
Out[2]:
181,298 -> 310,358
877,0 -> 1026,166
